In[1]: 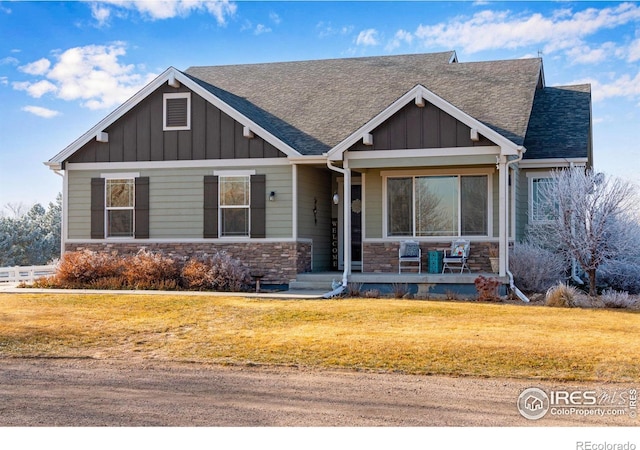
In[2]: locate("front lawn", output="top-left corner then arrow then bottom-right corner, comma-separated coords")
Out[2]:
0,293 -> 638,382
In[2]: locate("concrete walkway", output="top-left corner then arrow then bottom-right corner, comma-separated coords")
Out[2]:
0,282 -> 328,299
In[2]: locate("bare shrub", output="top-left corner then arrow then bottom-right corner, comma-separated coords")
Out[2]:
474,275 -> 501,301
121,249 -> 179,290
180,252 -> 250,292
392,283 -> 409,299
55,249 -> 123,286
363,289 -> 380,298
601,289 -> 637,309
510,242 -> 566,293
597,261 -> 640,295
346,282 -> 362,297
545,283 -> 579,308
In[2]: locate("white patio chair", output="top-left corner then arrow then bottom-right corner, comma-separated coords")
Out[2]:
398,240 -> 421,273
442,239 -> 471,274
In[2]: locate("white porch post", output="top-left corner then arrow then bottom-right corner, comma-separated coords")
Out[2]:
498,154 -> 508,277
343,158 -> 352,279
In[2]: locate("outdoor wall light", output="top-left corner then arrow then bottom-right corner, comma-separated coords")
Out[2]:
269,191 -> 276,201
332,193 -> 339,205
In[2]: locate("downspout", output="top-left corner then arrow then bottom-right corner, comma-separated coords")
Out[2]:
505,149 -> 530,303
324,158 -> 349,298
46,163 -> 66,257
568,162 -> 585,286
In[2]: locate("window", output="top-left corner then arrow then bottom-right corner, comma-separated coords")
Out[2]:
387,174 -> 488,237
530,177 -> 557,222
106,178 -> 134,237
219,176 -> 250,237
163,92 -> 191,130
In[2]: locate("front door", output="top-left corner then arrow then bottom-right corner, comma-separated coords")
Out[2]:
338,179 -> 362,271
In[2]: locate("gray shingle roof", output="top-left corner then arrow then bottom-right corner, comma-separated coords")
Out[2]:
185,53 -> 544,155
523,84 -> 592,160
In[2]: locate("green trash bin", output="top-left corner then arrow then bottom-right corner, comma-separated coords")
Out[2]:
428,250 -> 443,274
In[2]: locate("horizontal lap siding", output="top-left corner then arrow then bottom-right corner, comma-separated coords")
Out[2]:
365,170 -> 383,239
297,166 -> 332,271
67,165 -> 293,240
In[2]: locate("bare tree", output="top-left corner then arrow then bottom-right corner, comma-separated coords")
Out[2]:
528,168 -> 637,296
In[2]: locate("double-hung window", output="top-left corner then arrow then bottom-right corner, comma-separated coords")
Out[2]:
387,174 -> 489,237
219,176 -> 250,237
106,178 -> 135,237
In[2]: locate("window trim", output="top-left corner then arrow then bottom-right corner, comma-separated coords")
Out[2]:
163,92 -> 191,131
382,169 -> 493,239
218,174 -> 251,238
528,173 -> 556,224
100,173 -> 139,239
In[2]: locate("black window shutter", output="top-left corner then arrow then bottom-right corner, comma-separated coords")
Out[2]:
135,177 -> 150,239
90,178 -> 105,239
203,175 -> 219,238
250,174 -> 266,238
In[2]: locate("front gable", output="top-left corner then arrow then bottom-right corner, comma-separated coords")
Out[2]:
48,67 -> 297,168
347,100 -> 494,152
327,85 -> 523,160
68,83 -> 287,164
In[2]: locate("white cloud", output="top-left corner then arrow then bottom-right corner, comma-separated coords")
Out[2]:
269,12 -> 281,25
356,28 -> 379,46
414,3 -> 640,59
91,3 -> 112,27
19,58 -> 51,75
573,72 -> 640,102
22,106 -> 61,118
386,29 -> 414,51
94,0 -> 237,25
254,24 -> 271,35
316,21 -> 353,38
1,56 -> 19,66
0,76 -> 7,86
13,79 -> 57,98
628,38 -> 640,62
565,42 -> 618,64
13,42 -> 158,110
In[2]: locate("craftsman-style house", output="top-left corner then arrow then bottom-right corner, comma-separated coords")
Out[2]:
46,52 -> 592,293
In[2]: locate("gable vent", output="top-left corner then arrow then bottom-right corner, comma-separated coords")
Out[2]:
163,92 -> 191,130
166,98 -> 188,127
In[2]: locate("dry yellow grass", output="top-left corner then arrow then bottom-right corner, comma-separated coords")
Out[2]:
1,293 -> 638,382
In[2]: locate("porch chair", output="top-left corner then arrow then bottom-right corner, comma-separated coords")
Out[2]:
398,240 -> 421,273
442,239 -> 471,274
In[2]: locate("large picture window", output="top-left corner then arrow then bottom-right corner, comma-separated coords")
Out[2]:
387,174 -> 488,237
106,178 -> 134,237
219,176 -> 250,237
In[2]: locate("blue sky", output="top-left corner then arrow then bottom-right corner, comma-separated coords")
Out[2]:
1,1 -> 639,208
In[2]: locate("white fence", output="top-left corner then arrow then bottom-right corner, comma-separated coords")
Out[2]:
0,265 -> 57,284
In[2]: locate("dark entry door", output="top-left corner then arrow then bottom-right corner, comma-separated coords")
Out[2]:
351,184 -> 362,271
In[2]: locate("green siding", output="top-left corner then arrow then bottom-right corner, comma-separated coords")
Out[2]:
365,170 -> 383,238
67,165 -> 293,240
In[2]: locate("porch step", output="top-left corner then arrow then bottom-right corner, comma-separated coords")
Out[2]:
289,272 -> 342,291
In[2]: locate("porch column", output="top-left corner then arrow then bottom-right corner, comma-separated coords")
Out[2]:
343,159 -> 352,278
498,154 -> 508,277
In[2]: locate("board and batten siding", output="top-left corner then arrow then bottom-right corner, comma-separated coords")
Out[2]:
296,166 -> 332,271
67,166 -> 293,240
67,85 -> 286,164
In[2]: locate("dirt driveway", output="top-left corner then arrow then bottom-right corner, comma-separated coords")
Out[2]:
1,357 -> 637,427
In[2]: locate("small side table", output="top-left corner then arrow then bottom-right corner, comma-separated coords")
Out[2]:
251,272 -> 265,293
